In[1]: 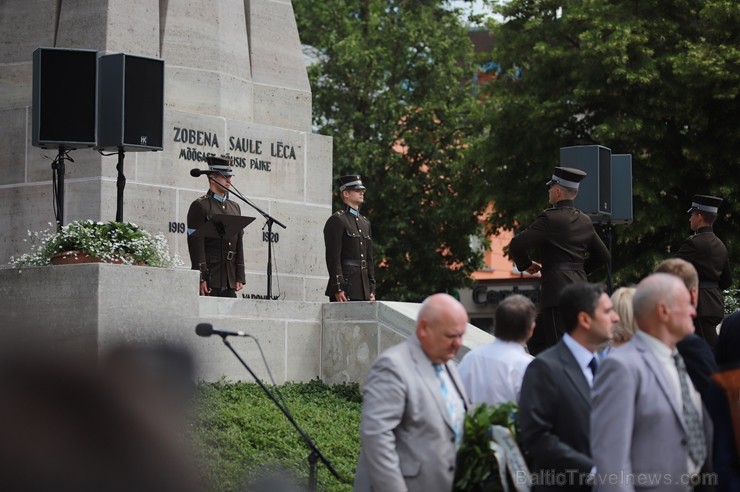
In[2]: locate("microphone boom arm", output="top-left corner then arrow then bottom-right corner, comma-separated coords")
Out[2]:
218,336 -> 345,490
207,176 -> 286,299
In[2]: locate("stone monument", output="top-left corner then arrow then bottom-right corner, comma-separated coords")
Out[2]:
0,0 -> 332,302
0,1 -> 495,385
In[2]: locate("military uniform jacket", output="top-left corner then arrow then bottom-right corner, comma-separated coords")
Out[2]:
187,190 -> 246,290
323,206 -> 375,300
509,200 -> 610,309
676,226 -> 732,317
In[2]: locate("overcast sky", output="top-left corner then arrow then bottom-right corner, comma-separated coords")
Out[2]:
448,0 -> 502,25
450,0 -> 489,14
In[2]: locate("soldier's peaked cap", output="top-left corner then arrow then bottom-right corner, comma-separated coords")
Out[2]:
207,156 -> 235,176
337,175 -> 366,191
546,167 -> 587,190
687,195 -> 722,214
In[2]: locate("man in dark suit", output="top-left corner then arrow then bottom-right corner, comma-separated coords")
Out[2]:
675,194 -> 732,348
353,293 -> 470,492
591,273 -> 713,491
323,175 -> 376,301
509,167 -> 610,355
187,156 -> 245,298
519,282 -> 619,490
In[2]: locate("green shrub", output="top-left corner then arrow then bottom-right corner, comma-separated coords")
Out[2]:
725,288 -> 739,315
190,379 -> 361,492
454,402 -> 520,492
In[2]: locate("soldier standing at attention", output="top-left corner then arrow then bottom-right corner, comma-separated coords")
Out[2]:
187,156 -> 246,298
509,166 -> 610,355
675,194 -> 732,348
324,175 -> 376,302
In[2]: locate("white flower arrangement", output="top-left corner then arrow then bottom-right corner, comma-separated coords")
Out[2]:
9,220 -> 182,268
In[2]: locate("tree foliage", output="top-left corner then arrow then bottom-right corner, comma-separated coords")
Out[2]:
477,0 -> 740,287
294,0 -> 490,301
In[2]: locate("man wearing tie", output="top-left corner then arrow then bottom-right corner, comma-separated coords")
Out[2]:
591,273 -> 713,491
353,293 -> 470,492
519,282 -> 618,491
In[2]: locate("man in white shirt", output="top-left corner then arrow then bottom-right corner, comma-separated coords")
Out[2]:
591,273 -> 713,491
458,294 -> 536,406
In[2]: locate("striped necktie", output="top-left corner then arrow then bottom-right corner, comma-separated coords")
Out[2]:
673,353 -> 706,465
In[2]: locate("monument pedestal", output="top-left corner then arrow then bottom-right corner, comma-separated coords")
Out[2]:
0,265 -> 493,383
0,264 -> 325,383
0,264 -> 199,355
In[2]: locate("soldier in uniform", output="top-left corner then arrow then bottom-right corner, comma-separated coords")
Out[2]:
675,194 -> 732,348
508,167 -> 610,355
187,156 -> 246,298
324,175 -> 376,302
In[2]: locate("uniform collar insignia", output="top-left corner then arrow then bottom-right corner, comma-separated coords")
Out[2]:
209,190 -> 229,203
347,206 -> 359,217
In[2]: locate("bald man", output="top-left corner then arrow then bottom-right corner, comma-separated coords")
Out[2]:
353,293 -> 471,492
654,258 -> 718,400
591,273 -> 713,491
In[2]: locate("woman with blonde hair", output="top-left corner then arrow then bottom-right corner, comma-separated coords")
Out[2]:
610,286 -> 637,346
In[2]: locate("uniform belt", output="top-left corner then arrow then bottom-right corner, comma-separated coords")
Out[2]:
208,251 -> 236,261
545,262 -> 585,270
343,259 -> 367,269
699,280 -> 719,289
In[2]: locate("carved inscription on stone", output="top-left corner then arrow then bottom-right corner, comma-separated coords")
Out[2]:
172,127 -> 299,173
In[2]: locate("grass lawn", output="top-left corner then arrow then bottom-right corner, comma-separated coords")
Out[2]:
190,379 -> 362,492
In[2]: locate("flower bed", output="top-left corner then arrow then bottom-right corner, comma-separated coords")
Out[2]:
10,220 -> 181,268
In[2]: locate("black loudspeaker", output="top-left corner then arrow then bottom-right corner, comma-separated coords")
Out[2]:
597,154 -> 633,225
32,47 -> 98,149
560,145 -> 612,217
97,53 -> 164,151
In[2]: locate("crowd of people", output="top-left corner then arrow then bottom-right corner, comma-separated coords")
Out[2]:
353,166 -> 737,491
184,159 -> 737,490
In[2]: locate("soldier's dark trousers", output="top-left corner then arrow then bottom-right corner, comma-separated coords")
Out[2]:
209,287 -> 237,298
528,308 -> 564,356
694,316 -> 720,349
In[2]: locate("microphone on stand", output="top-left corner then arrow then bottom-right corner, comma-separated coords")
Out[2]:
190,168 -> 215,177
195,323 -> 250,338
192,320 -> 345,489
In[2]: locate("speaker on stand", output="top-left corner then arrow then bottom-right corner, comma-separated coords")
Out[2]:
97,53 -> 165,222
597,154 -> 633,293
32,47 -> 98,228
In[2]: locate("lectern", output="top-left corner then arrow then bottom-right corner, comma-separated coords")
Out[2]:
192,214 -> 255,293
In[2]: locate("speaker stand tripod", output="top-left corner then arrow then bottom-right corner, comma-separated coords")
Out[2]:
596,221 -> 614,295
51,145 -> 69,229
115,147 -> 126,222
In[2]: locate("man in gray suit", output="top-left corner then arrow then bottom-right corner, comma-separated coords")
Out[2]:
591,273 -> 713,491
519,282 -> 619,491
353,293 -> 470,492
